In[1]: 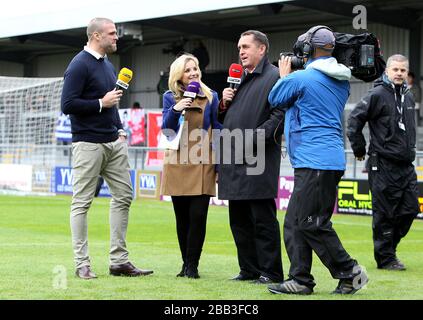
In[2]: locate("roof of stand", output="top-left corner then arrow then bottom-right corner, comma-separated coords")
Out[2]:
1,0 -> 422,63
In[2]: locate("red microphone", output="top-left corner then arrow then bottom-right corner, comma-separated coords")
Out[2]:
227,63 -> 243,89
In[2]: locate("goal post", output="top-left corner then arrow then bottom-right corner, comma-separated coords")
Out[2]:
0,76 -> 64,194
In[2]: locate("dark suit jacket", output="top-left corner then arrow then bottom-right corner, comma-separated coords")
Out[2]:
218,56 -> 285,200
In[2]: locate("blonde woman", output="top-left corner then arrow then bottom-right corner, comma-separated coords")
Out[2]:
161,53 -> 222,278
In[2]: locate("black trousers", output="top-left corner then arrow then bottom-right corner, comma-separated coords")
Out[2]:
229,199 -> 283,282
368,157 -> 419,267
171,195 -> 211,269
284,169 -> 356,288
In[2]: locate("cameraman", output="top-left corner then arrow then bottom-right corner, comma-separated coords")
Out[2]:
267,26 -> 367,295
347,54 -> 419,271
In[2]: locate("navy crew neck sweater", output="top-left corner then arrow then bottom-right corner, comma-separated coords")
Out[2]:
61,50 -> 122,143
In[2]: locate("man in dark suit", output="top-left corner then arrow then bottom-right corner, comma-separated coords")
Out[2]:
218,30 -> 285,284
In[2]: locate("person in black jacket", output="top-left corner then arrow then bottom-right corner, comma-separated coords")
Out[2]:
347,54 -> 419,271
218,30 -> 285,284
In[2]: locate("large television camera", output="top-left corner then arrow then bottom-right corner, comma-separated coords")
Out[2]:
281,32 -> 386,82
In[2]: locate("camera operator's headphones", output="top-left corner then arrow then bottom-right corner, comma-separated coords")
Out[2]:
297,25 -> 334,58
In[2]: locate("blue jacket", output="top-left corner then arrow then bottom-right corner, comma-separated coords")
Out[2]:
162,90 -> 222,132
269,56 -> 351,170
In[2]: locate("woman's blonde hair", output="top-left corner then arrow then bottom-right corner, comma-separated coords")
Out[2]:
168,53 -> 212,103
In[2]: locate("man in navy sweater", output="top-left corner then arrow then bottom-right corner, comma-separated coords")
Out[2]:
61,17 -> 153,279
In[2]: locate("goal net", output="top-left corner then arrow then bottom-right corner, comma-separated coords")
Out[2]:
0,76 -> 63,193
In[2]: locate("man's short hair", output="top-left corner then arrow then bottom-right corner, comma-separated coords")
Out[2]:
386,54 -> 409,69
240,30 -> 269,53
87,17 -> 114,40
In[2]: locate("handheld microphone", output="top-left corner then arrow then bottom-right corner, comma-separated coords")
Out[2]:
183,81 -> 201,102
227,63 -> 243,89
115,67 -> 133,91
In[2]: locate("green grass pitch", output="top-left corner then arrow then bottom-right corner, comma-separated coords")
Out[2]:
0,195 -> 422,300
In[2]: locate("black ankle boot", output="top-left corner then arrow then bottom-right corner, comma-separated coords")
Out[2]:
176,264 -> 186,277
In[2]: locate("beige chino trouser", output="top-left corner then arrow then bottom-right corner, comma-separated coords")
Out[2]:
70,139 -> 133,269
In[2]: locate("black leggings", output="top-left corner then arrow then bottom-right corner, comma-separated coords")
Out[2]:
171,195 -> 211,268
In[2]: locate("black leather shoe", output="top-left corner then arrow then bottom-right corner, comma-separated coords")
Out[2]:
231,273 -> 259,281
109,262 -> 153,277
252,275 -> 278,284
75,266 -> 97,280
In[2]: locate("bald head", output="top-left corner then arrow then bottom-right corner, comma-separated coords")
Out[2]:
86,17 -> 118,55
87,17 -> 114,41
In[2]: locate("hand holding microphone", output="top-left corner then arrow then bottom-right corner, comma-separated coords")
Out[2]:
223,63 -> 242,107
173,98 -> 193,112
222,88 -> 236,105
173,81 -> 201,112
101,67 -> 133,108
102,89 -> 123,108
